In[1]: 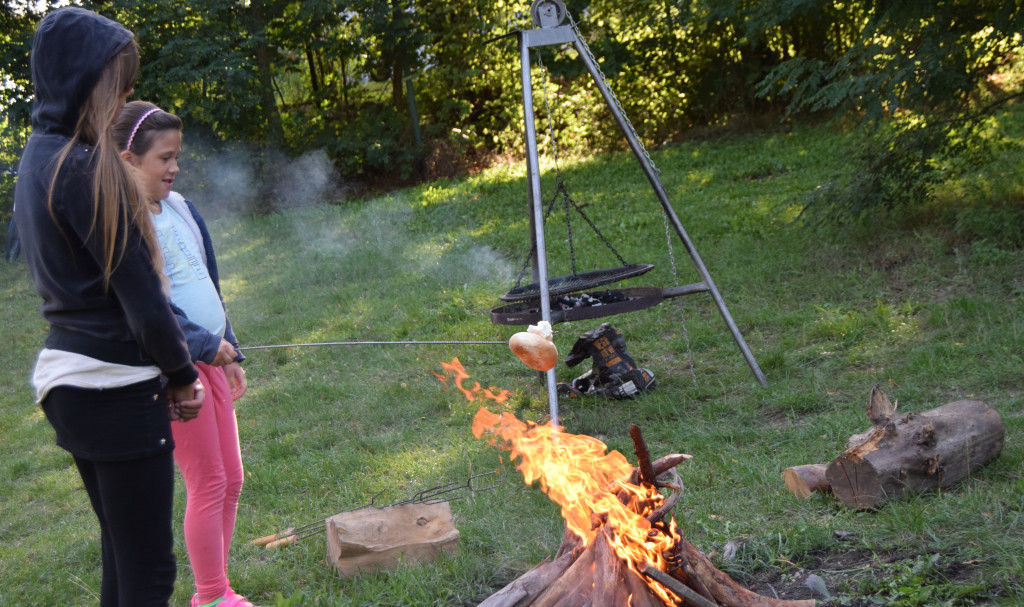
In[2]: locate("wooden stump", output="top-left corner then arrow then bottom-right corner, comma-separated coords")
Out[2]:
326,502 -> 459,578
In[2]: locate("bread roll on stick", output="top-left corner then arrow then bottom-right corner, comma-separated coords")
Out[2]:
509,321 -> 558,371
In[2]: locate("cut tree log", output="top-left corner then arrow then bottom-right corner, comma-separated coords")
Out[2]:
782,464 -> 830,499
827,398 -> 1004,509
325,501 -> 459,577
783,386 -> 1005,510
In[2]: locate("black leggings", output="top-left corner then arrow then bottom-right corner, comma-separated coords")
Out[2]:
74,453 -> 177,607
43,381 -> 177,607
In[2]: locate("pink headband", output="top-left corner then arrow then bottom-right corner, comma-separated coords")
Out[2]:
124,108 -> 161,152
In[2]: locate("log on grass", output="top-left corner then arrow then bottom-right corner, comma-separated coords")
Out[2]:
783,464 -> 830,499
325,501 -> 459,578
826,399 -> 1004,510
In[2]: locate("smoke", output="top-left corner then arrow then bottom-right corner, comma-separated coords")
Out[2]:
176,138 -> 343,220
435,244 -> 515,285
172,136 -> 514,294
283,193 -> 515,294
273,150 -> 338,210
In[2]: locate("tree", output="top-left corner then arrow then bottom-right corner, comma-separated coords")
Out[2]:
0,1 -> 46,226
755,0 -> 1024,222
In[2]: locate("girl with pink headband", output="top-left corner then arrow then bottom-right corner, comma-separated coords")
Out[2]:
115,100 -> 257,607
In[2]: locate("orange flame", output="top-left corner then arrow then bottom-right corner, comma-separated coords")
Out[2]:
473,407 -> 681,603
433,357 -> 510,402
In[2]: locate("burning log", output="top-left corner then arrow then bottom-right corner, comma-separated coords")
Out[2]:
784,386 -> 1005,509
474,410 -> 815,606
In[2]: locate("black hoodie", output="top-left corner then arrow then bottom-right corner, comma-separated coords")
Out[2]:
13,7 -> 198,387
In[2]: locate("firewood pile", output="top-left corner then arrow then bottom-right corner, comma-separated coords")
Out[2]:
473,410 -> 815,607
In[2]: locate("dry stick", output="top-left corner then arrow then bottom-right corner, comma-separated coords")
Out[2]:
267,523 -> 326,549
641,564 -> 719,607
645,469 -> 682,525
629,424 -> 658,486
251,527 -> 295,547
652,453 -> 693,475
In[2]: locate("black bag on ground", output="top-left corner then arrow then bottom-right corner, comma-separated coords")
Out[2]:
557,323 -> 655,399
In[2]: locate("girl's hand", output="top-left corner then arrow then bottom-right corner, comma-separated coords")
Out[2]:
223,362 -> 248,401
212,339 -> 237,366
168,381 -> 205,421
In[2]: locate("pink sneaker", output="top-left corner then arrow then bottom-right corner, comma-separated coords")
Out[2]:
221,588 -> 257,607
188,591 -> 257,607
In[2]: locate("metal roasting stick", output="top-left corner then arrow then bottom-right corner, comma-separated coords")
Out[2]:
250,519 -> 329,546
238,340 -> 506,351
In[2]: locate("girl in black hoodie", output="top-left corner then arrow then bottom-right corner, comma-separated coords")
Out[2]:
14,8 -> 205,606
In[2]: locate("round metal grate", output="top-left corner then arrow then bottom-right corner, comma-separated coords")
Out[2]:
491,287 -> 665,325
500,263 -> 654,302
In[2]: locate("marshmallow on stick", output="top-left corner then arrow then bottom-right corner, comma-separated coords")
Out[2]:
509,321 -> 558,371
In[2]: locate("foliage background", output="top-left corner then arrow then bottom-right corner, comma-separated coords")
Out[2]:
2,0 -> 1023,228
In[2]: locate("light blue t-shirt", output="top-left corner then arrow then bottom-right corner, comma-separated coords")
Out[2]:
151,202 -> 226,337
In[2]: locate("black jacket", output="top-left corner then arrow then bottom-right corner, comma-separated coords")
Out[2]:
14,7 -> 197,387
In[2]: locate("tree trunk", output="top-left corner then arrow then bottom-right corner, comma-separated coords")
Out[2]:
390,0 -> 405,113
306,44 -> 320,92
245,0 -> 286,148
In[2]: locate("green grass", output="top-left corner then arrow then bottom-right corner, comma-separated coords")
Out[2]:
2,110 -> 1023,606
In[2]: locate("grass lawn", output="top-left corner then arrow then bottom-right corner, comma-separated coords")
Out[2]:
1,109 -> 1022,606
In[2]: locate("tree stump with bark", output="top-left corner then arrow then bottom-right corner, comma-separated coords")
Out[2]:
784,386 -> 1005,509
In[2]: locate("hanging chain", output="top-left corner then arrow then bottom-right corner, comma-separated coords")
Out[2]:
512,188 -> 561,288
514,48 -> 634,289
537,51 -> 563,170
512,13 -> 698,388
663,213 -> 698,387
536,49 -> 628,268
566,11 -> 661,177
566,10 -> 697,385
537,51 -> 578,277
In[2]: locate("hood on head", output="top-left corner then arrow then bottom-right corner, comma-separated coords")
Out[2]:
30,7 -> 133,136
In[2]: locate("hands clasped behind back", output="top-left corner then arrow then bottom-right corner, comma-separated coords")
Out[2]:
168,381 -> 205,422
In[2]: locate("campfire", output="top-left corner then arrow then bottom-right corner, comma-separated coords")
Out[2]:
473,408 -> 814,607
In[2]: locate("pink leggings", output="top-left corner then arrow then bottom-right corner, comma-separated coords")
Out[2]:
172,363 -> 243,603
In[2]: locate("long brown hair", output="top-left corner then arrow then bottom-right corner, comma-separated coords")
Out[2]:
46,40 -> 164,289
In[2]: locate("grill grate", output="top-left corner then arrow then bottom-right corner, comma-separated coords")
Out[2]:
500,263 -> 654,302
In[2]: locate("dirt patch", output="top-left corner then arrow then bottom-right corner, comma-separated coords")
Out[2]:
742,546 -> 1004,605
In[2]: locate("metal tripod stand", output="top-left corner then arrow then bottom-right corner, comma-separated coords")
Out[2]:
513,0 -> 767,424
